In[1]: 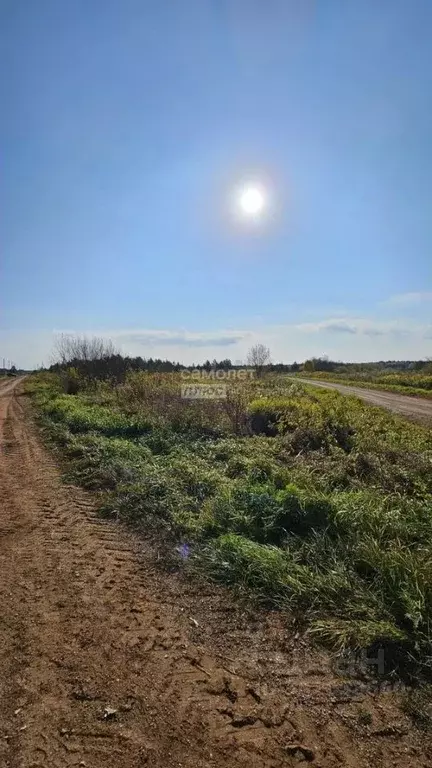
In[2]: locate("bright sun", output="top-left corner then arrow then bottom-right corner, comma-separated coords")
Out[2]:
238,185 -> 266,217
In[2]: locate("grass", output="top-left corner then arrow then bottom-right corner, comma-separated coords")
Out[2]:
27,370 -> 432,681
293,370 -> 432,399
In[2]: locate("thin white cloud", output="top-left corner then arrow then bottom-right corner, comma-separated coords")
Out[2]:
295,319 -> 357,334
112,330 -> 248,348
384,291 -> 432,306
294,318 -> 411,337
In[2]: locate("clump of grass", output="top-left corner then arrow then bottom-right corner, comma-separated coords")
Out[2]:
44,396 -> 152,437
64,434 -> 154,489
196,533 -> 380,619
308,618 -> 408,652
100,475 -> 184,527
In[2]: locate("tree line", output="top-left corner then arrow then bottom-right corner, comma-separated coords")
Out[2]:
47,335 -> 431,384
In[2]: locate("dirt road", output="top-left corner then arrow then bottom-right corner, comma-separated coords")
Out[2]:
296,378 -> 432,425
0,378 -> 430,767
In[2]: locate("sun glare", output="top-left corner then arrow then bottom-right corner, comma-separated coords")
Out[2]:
238,185 -> 266,217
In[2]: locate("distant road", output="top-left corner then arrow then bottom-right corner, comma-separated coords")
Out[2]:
295,378 -> 432,426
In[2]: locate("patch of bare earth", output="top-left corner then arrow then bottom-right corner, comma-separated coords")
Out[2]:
0,378 -> 430,767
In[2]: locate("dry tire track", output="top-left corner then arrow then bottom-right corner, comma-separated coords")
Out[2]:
0,378 -> 431,768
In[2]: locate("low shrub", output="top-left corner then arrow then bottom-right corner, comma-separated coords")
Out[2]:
248,397 -> 318,436
61,366 -> 82,394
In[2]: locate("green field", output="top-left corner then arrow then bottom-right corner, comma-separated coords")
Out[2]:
27,371 -> 432,678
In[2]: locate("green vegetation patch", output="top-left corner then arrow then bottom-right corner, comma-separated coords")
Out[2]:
27,371 -> 432,678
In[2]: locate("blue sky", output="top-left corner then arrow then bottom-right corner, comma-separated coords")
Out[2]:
2,0 -> 431,368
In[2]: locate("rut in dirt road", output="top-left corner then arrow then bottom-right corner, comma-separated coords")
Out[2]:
0,379 -> 431,768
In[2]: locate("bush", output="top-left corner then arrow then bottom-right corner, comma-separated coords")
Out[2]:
248,397 -> 318,436
61,366 -> 82,394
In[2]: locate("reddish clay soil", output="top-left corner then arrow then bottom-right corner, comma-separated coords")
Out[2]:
297,378 -> 432,425
0,378 -> 431,767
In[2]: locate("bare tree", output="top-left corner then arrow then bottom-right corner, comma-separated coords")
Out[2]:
51,334 -> 123,384
53,334 -> 116,365
246,344 -> 271,377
